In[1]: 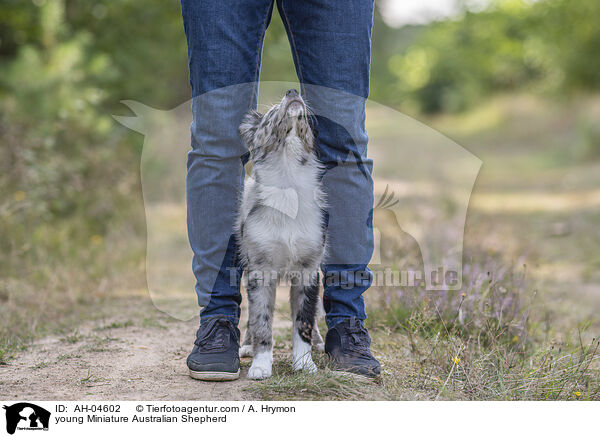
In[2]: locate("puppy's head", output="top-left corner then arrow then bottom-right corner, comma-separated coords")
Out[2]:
239,89 -> 314,161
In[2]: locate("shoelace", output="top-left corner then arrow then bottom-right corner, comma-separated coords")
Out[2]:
344,319 -> 372,357
195,319 -> 234,351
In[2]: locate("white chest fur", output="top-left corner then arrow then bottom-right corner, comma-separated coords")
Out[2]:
238,135 -> 325,270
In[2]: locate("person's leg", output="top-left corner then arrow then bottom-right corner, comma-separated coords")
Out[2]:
275,0 -> 375,328
181,0 -> 274,325
275,0 -> 380,376
181,0 -> 275,380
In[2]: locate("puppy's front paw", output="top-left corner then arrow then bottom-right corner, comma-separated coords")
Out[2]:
239,344 -> 254,358
312,342 -> 325,353
248,362 -> 272,379
248,352 -> 272,379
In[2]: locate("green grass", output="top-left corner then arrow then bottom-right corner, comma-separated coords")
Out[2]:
56,353 -> 81,362
244,353 -> 384,400
0,345 -> 19,365
140,317 -> 168,330
369,312 -> 600,400
94,320 -> 134,331
80,369 -> 107,385
84,335 -> 121,353
61,330 -> 83,344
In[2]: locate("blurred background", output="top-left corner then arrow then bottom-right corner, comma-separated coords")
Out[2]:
1,0 -> 599,399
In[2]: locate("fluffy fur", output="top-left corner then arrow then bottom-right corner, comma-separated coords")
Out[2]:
236,90 -> 326,379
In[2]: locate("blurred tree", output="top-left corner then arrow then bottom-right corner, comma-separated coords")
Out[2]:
384,0 -> 600,112
0,0 -> 143,274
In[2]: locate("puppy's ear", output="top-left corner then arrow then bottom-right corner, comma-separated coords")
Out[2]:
238,110 -> 262,145
308,114 -> 319,139
302,115 -> 317,153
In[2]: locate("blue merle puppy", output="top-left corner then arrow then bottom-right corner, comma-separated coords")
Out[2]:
236,89 -> 326,379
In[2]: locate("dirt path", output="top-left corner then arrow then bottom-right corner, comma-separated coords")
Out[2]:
0,295 -> 294,400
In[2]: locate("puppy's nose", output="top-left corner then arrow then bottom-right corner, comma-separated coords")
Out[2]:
286,89 -> 299,98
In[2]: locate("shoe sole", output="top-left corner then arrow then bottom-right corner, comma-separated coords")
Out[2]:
189,369 -> 240,381
332,369 -> 379,381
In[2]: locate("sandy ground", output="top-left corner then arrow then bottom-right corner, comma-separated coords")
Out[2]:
0,295 -> 295,400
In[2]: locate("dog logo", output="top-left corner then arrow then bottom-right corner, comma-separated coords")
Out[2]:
3,403 -> 50,435
113,81 -> 481,321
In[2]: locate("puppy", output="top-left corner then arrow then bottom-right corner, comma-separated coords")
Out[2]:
236,89 -> 326,379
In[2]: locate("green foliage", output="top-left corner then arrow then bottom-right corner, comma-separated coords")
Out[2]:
1,1 -> 136,275
380,0 -> 600,113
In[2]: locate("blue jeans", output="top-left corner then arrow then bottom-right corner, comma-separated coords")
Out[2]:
181,0 -> 375,328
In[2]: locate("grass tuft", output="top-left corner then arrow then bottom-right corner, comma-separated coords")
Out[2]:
244,353 -> 383,400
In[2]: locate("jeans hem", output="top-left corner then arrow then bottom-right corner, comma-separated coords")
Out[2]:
326,316 -> 365,329
200,313 -> 239,326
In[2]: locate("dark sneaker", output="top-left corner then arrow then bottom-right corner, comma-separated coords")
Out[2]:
325,317 -> 381,377
187,316 -> 240,381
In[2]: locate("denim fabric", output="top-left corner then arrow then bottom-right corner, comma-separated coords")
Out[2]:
181,0 -> 375,327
